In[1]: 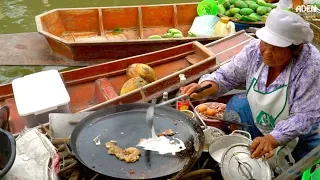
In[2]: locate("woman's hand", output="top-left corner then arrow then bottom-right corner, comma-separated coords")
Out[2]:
250,134 -> 279,160
181,81 -> 218,100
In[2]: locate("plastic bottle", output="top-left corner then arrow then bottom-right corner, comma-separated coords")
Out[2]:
213,17 -> 236,37
176,74 -> 189,111
160,92 -> 171,107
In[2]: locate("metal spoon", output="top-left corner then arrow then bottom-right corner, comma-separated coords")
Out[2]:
146,84 -> 212,139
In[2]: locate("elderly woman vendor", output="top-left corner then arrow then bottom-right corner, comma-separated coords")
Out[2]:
182,9 -> 320,164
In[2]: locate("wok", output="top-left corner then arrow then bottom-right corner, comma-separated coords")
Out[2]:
70,103 -> 205,179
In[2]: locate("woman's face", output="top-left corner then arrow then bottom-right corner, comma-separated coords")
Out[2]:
259,41 -> 293,67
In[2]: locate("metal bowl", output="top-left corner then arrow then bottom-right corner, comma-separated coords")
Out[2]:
208,133 -> 252,164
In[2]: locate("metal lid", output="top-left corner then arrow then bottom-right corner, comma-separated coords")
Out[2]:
221,143 -> 272,180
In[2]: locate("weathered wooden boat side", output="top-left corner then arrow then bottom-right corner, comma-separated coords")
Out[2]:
35,3 -> 222,61
0,31 -> 254,134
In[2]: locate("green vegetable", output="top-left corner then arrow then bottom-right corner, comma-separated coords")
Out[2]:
261,15 -> 268,22
229,0 -> 237,4
218,4 -> 226,14
256,0 -> 269,7
233,13 -> 242,20
240,15 -> 257,22
188,32 -> 197,37
172,34 -> 183,38
112,27 -> 123,35
266,7 -> 272,12
229,4 -> 235,9
168,28 -> 182,35
230,8 -> 241,15
266,3 -> 277,8
248,3 -> 259,11
225,10 -> 232,17
223,0 -> 231,9
256,6 -> 268,15
248,13 -> 262,21
162,33 -> 173,38
240,8 -> 254,15
148,35 -> 162,39
244,1 -> 256,6
234,0 -> 248,8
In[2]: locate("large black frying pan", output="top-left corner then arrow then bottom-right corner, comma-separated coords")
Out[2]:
70,103 -> 205,179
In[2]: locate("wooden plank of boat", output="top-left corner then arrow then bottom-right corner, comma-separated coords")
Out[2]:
1,31 -> 254,134
35,3 -> 222,61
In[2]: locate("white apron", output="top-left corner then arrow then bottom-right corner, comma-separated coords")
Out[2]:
247,62 -> 299,174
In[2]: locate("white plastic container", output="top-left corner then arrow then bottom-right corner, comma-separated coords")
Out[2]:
12,69 -> 70,128
189,15 -> 220,37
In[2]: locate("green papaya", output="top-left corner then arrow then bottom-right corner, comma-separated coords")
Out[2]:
188,32 -> 197,37
229,0 -> 237,4
248,13 -> 262,21
225,10 -> 233,17
172,34 -> 183,38
218,4 -> 226,14
162,33 -> 173,38
234,0 -> 248,8
267,3 -> 277,8
244,1 -> 256,6
267,7 -> 272,12
256,0 -> 269,7
261,15 -> 268,22
249,3 -> 259,11
223,0 -> 231,9
240,8 -> 254,15
230,8 -> 241,15
240,15 -> 257,22
233,13 -> 242,20
148,35 -> 162,39
168,28 -> 182,35
256,6 -> 268,15
229,4 -> 235,9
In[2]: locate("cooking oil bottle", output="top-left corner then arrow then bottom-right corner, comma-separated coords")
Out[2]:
176,74 -> 189,111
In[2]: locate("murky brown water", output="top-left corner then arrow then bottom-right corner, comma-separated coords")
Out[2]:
0,0 -> 197,84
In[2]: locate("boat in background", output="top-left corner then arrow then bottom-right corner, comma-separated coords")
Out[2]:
0,31 -> 254,134
35,3 -> 222,61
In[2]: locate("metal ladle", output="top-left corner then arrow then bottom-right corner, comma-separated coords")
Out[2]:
146,84 -> 212,139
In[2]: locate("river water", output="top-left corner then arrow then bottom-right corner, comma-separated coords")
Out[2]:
0,0 -> 195,84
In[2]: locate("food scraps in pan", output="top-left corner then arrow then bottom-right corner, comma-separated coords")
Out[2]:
93,135 -> 101,146
105,141 -> 141,163
157,129 -> 176,136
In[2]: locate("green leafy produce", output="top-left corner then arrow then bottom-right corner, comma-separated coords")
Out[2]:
172,34 -> 183,38
223,0 -> 231,9
248,13 -> 262,21
240,8 -> 254,15
168,28 -> 182,35
267,7 -> 272,12
256,6 -> 268,15
249,3 -> 259,11
225,10 -> 232,17
218,4 -> 226,14
233,13 -> 242,20
162,33 -> 173,38
234,0 -> 248,8
148,35 -> 162,39
230,7 -> 241,15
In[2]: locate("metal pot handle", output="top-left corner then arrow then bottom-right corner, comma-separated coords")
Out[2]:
231,130 -> 251,140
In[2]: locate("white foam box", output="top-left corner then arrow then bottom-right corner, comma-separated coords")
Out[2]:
12,70 -> 70,128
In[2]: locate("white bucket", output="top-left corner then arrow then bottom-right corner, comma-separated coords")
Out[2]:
189,15 -> 220,37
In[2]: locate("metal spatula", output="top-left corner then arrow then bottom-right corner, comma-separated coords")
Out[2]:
146,84 -> 212,139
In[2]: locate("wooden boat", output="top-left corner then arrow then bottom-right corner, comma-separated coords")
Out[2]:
0,31 -> 254,134
35,3 -> 223,61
